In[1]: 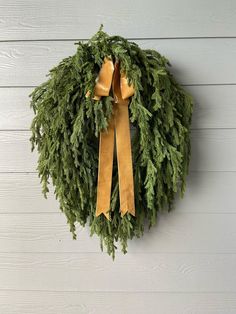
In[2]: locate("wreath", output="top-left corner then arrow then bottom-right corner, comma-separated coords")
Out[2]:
30,26 -> 193,258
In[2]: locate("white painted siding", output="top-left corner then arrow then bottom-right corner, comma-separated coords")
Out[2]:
0,1 -> 236,313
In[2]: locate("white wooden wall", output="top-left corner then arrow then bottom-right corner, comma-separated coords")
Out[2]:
1,0 -> 236,313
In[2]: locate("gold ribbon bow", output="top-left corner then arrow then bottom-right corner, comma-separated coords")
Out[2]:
87,57 -> 135,220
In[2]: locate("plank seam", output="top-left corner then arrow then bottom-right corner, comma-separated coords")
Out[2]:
1,36 -> 236,43
0,83 -> 236,89
0,289 -> 235,294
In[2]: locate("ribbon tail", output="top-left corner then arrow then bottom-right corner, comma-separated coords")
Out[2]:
95,59 -> 135,219
95,117 -> 115,220
115,100 -> 135,217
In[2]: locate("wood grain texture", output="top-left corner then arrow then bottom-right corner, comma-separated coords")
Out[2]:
1,85 -> 236,130
1,171 -> 236,214
0,0 -> 236,40
0,252 -> 236,292
0,131 -> 36,172
0,129 -> 236,172
0,88 -> 33,130
0,212 -> 236,253
0,39 -> 236,86
1,291 -> 236,314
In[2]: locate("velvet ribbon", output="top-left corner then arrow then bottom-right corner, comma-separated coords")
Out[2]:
88,57 -> 135,220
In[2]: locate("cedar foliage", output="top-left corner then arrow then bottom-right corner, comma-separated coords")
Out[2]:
30,26 -> 193,258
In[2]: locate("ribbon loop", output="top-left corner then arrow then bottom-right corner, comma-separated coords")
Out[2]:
94,57 -> 114,98
90,58 -> 135,220
120,72 -> 135,100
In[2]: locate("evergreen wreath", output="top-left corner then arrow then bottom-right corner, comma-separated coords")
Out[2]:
30,26 -> 193,258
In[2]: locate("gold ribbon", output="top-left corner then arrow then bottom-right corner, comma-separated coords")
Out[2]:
87,57 -> 135,220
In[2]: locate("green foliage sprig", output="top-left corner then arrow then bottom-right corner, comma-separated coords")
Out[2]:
30,26 -> 193,258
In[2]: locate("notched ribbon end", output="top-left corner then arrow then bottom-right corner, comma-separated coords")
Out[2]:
95,209 -> 111,221
120,208 -> 135,217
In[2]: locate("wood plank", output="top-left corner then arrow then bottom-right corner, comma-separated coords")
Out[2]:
0,88 -> 33,130
0,173 -> 57,213
0,213 -> 236,253
1,85 -> 236,130
187,85 -> 236,129
0,39 -> 236,86
1,171 -> 236,214
0,129 -> 236,172
0,252 -> 236,291
189,129 -> 236,171
0,291 -> 236,314
0,0 -> 236,40
0,131 -> 36,172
